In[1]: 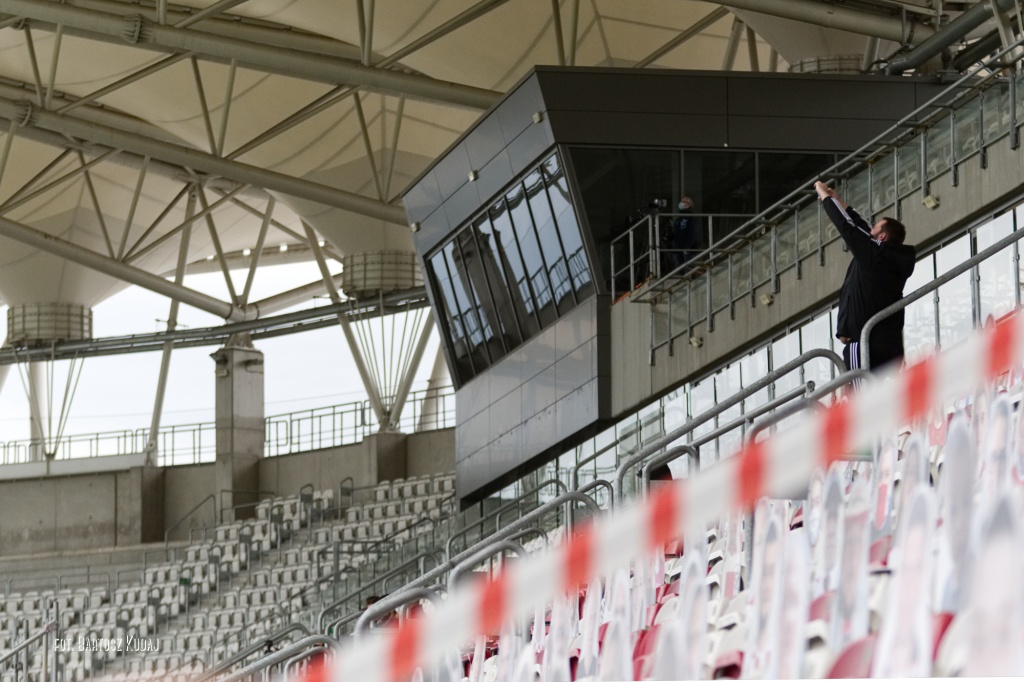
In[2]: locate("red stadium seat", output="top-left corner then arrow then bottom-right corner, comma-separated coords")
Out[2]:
826,634 -> 877,678
932,612 -> 954,661
809,591 -> 833,622
869,536 -> 893,566
712,649 -> 743,679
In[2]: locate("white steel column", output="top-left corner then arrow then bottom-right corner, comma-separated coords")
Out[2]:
385,314 -> 435,432
145,188 -> 195,466
27,361 -> 48,461
303,223 -> 387,426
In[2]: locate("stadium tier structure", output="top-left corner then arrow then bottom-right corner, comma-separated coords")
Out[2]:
3,1 -> 1024,680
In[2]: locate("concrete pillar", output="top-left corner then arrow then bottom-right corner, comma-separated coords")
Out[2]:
211,333 -> 264,518
27,362 -> 48,462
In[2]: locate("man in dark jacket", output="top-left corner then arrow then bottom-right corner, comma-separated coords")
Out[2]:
814,181 -> 916,372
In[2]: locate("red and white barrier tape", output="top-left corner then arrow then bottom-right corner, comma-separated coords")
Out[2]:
322,312 -> 1024,682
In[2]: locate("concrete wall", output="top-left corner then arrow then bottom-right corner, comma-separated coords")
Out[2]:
406,429 -> 456,478
0,465 -> 165,556
163,463 -> 216,543
0,429 -> 455,555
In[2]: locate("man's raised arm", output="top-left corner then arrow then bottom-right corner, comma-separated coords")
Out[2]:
814,181 -> 878,263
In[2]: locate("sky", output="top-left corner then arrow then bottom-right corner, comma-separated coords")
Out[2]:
0,260 -> 444,447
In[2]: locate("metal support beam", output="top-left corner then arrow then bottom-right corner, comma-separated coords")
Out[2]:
714,0 -> 935,43
145,189 -> 195,465
116,157 -> 148,260
239,196 -> 272,307
354,93 -> 384,201
550,0 -> 566,65
0,0 -> 501,109
768,47 -> 779,72
381,0 -> 515,68
861,35 -> 879,72
196,188 -> 240,305
0,93 -> 408,224
722,17 -> 743,71
304,222 -> 387,426
0,212 -> 248,320
248,271 -> 344,317
886,0 -> 1016,74
56,52 -> 192,115
745,24 -> 759,71
77,150 -> 115,258
174,0 -> 249,29
635,7 -> 728,68
0,148 -> 117,216
385,314 -> 435,432
567,0 -> 580,65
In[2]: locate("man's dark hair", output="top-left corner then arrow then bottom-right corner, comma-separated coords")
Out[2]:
880,217 -> 907,245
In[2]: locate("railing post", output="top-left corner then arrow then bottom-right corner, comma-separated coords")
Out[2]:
893,145 -> 901,220
1011,68 -> 1020,150
770,225 -> 779,293
649,214 -> 658,281
628,223 -> 635,294
706,267 -> 713,333
950,111 -> 959,187
921,130 -> 930,198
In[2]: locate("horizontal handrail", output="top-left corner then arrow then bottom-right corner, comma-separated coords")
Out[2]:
391,491 -> 600,599
447,540 -> 526,591
634,33 -> 1024,304
746,371 -> 871,447
445,478 -> 567,560
614,349 -> 843,500
316,551 -> 442,632
193,622 -> 312,682
354,586 -> 445,638
0,385 -> 455,466
218,634 -> 339,682
0,619 -> 55,666
861,213 -> 1024,368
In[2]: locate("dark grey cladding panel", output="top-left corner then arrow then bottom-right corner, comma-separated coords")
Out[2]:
402,170 -> 442,227
412,206 -> 451,255
728,116 -> 893,151
537,71 -> 728,115
914,81 -> 955,108
432,141 -> 473,201
497,74 -> 546,149
444,179 -> 482,233
475,149 -> 514,207
465,112 -> 507,171
546,110 -> 728,147
728,76 -> 917,121
506,119 -> 555,174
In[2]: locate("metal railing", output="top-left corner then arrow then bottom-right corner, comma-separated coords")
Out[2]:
611,212 -> 755,300
617,37 -> 1024,354
0,385 -> 455,467
860,217 -> 1024,368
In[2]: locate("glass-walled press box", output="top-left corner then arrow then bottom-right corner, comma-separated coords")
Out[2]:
403,66 -> 945,501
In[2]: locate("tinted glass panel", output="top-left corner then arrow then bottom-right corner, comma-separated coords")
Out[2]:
442,240 -> 491,372
470,214 -> 525,348
429,251 -> 475,382
683,151 -> 755,216
758,152 -> 833,210
569,147 -> 680,285
543,156 -> 593,298
507,183 -> 557,326
456,228 -> 508,358
525,170 -> 574,313
489,198 -> 541,337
